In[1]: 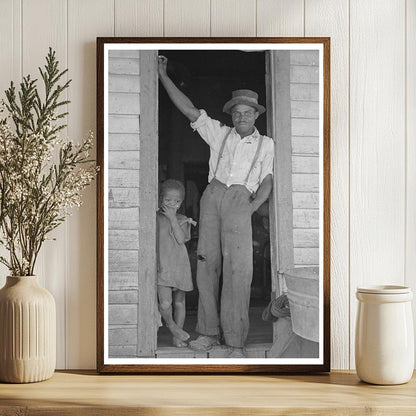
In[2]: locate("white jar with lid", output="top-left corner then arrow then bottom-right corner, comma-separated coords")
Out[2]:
355,285 -> 414,385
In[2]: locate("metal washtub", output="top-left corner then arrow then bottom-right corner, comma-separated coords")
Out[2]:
283,267 -> 319,343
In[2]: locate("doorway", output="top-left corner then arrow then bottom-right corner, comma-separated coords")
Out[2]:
157,49 -> 273,349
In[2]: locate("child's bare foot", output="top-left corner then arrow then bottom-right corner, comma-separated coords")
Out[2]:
173,336 -> 188,348
167,322 -> 190,341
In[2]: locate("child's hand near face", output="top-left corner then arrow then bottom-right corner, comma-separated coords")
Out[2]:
160,203 -> 178,221
160,188 -> 182,222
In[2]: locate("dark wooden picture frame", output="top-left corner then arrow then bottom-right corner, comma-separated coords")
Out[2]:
97,37 -> 330,373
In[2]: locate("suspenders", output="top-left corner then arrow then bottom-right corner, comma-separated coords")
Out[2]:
213,128 -> 264,187
244,135 -> 264,187
213,128 -> 232,179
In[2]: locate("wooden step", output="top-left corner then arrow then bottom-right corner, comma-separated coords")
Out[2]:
156,343 -> 272,358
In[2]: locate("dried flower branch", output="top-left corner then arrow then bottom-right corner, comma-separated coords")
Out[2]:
0,48 -> 97,276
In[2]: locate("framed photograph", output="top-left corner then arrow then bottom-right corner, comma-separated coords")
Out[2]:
96,37 -> 330,373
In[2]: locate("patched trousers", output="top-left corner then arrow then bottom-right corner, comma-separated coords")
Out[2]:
196,178 -> 253,348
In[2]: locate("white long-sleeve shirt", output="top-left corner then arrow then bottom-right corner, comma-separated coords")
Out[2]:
190,109 -> 274,193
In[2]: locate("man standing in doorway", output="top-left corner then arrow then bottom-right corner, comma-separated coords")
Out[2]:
158,56 -> 274,358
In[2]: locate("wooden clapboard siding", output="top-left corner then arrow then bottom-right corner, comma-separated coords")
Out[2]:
108,115 -> 140,133
108,50 -> 141,59
109,58 -> 141,75
290,84 -> 319,102
109,93 -> 141,115
294,229 -> 319,247
109,151 -> 140,170
292,174 -> 319,192
291,101 -> 320,119
292,137 -> 319,155
109,345 -> 137,357
109,75 -> 141,93
292,156 -> 319,174
290,51 -> 319,66
290,65 -> 319,84
108,134 -> 140,151
109,207 -> 139,229
109,304 -> 138,325
109,250 -> 139,273
292,118 -> 319,136
109,326 -> 138,346
108,170 -> 140,188
109,290 -> 139,304
108,230 -> 139,250
109,272 -> 139,291
290,50 -> 320,267
294,248 -> 319,265
109,188 -> 140,208
108,49 -> 141,357
293,192 -> 319,209
293,210 -> 319,229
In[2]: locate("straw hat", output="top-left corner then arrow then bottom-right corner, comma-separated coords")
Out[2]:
223,89 -> 266,115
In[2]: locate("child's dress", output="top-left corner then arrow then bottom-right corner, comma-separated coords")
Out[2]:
156,211 -> 194,292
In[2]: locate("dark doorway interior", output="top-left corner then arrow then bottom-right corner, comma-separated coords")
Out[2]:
158,50 -> 272,347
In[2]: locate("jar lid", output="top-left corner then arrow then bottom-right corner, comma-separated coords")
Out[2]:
357,285 -> 411,294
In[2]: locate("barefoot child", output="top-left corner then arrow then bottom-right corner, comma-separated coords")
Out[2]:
157,179 -> 196,347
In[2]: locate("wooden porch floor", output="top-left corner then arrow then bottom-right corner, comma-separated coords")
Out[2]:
156,306 -> 273,358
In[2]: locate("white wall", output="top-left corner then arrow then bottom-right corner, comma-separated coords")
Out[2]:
0,0 -> 414,370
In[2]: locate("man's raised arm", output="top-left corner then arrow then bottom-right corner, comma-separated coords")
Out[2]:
158,56 -> 200,122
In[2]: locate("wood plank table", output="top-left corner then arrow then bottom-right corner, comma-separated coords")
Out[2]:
0,370 -> 415,415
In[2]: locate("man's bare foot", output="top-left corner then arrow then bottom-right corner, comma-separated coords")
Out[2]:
167,322 -> 190,341
173,336 -> 188,348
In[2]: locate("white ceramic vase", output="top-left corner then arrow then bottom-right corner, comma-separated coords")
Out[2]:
0,276 -> 56,383
355,285 -> 414,385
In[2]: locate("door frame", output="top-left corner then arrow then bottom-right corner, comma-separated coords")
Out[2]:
136,50 -> 159,356
149,49 -> 296,351
266,50 -> 295,293
266,50 -> 295,342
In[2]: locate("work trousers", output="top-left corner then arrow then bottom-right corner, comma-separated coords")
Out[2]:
196,179 -> 253,348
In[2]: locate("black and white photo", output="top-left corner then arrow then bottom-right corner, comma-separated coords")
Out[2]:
97,38 -> 330,373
